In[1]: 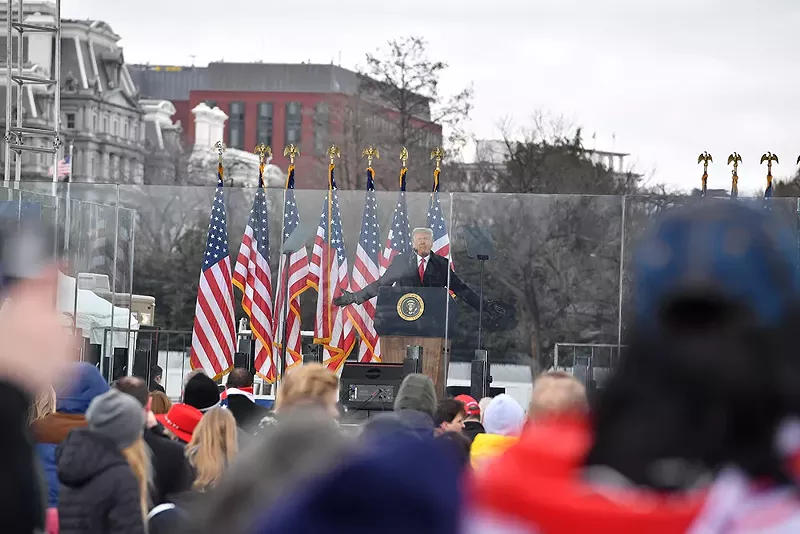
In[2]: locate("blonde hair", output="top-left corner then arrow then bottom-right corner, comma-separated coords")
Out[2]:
121,437 -> 152,525
149,390 -> 172,415
275,363 -> 339,413
29,388 -> 56,424
529,371 -> 588,421
185,407 -> 238,491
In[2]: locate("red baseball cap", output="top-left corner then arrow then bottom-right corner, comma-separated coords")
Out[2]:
156,403 -> 202,443
455,394 -> 480,417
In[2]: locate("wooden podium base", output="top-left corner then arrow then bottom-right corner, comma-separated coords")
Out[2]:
380,336 -> 450,398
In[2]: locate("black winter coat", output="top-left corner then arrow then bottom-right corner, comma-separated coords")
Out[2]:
0,380 -> 44,534
57,428 -> 145,534
144,426 -> 194,506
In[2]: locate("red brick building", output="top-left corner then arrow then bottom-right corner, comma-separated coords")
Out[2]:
129,62 -> 442,188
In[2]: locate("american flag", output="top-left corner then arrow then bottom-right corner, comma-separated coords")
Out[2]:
308,163 -> 355,374
427,168 -> 451,261
348,168 -> 381,362
232,165 -> 275,382
189,164 -> 236,379
380,167 -> 412,275
273,164 -> 309,375
50,154 -> 71,180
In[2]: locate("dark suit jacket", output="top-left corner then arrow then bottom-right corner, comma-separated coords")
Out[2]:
354,252 -> 481,310
226,395 -> 271,436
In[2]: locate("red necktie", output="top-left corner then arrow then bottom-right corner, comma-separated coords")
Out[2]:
418,257 -> 425,283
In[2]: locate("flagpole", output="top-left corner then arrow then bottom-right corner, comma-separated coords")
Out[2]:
64,142 -> 73,253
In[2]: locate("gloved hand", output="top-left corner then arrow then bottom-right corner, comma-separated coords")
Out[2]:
333,290 -> 358,307
484,299 -> 506,320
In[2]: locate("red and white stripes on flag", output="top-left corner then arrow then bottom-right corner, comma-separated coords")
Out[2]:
272,164 -> 309,375
308,163 -> 355,375
232,165 -> 275,382
189,164 -> 236,379
427,168 -> 452,263
381,166 -> 412,276
348,168 -> 381,362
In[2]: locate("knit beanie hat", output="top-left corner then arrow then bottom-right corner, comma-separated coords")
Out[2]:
484,394 -> 525,437
393,373 -> 436,417
183,373 -> 221,412
86,389 -> 145,450
634,200 -> 800,330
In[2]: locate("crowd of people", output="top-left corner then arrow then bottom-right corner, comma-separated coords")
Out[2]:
6,199 -> 800,533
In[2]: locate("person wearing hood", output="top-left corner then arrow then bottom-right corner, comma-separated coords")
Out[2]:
57,389 -> 147,534
362,374 -> 437,439
469,201 -> 800,533
30,361 -> 109,507
455,394 -> 485,442
470,394 -> 524,469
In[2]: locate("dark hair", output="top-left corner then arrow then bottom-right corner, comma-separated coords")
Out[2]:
227,367 -> 254,389
585,294 -> 800,491
434,398 -> 465,427
113,376 -> 149,407
152,365 -> 163,378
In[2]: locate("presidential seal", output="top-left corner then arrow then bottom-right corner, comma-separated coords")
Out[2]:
397,292 -> 424,321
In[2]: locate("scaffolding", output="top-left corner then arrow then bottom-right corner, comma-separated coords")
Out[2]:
3,0 -> 61,186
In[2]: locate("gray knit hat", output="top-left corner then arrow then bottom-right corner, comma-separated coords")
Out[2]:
86,389 -> 145,450
393,373 -> 437,417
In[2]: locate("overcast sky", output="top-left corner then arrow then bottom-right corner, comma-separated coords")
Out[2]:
66,0 -> 800,193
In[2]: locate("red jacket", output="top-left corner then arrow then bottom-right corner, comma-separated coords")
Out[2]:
468,416 -> 704,533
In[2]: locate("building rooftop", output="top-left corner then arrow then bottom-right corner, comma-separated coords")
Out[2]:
129,62 -> 364,100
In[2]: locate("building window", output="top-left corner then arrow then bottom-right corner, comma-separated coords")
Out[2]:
228,101 -> 245,150
285,102 -> 302,147
91,110 -> 97,131
112,117 -> 118,136
123,120 -> 128,139
314,102 -> 329,155
256,103 -> 273,147
66,113 -> 75,129
132,123 -> 137,141
101,115 -> 108,133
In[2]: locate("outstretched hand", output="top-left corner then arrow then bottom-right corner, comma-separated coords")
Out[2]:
333,290 -> 357,307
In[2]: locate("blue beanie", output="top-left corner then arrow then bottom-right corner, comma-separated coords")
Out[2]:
634,200 -> 800,329
56,362 -> 110,415
250,434 -> 463,534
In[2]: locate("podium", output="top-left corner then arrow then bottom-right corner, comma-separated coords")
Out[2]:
375,286 -> 457,397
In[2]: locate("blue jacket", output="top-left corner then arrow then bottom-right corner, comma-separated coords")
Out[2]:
361,409 -> 436,441
251,433 -> 463,534
31,363 -> 109,506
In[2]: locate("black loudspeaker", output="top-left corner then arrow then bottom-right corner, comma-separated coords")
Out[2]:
233,352 -> 252,370
304,344 -> 323,363
470,359 -> 489,401
339,363 -> 404,411
84,343 -> 101,367
403,344 -> 423,375
402,357 -> 421,376
132,350 -> 153,381
100,348 -> 127,383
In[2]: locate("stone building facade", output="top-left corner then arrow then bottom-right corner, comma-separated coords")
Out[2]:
0,2 -> 146,182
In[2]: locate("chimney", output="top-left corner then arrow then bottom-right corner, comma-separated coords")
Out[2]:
191,102 -> 228,149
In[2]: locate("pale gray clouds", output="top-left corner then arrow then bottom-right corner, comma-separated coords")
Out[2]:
65,0 -> 800,192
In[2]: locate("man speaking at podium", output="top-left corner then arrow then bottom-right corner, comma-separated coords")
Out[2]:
333,227 -> 502,319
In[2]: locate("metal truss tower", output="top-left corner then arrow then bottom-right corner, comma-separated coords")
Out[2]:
3,0 -> 61,186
